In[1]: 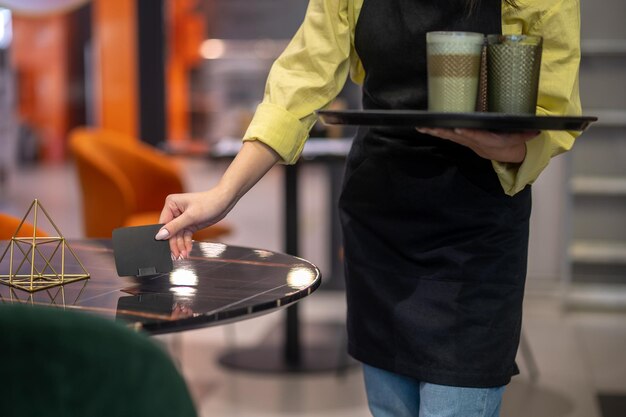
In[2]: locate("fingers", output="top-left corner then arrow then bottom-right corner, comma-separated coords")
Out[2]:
158,194 -> 182,224
454,128 -> 539,142
171,228 -> 192,258
420,127 -> 497,143
158,215 -> 184,241
184,230 -> 193,254
171,304 -> 194,319
417,126 -> 529,163
417,127 -> 538,149
155,208 -> 193,259
417,127 -> 474,147
417,127 -> 456,139
417,127 -> 540,142
175,232 -> 186,259
170,240 -> 182,260
157,192 -> 214,259
155,228 -> 170,240
166,225 -> 194,260
153,221 -> 183,260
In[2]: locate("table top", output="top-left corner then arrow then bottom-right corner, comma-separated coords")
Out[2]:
163,137 -> 353,161
0,239 -> 321,334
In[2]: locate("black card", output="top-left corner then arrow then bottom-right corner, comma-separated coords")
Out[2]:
116,293 -> 174,324
112,224 -> 173,277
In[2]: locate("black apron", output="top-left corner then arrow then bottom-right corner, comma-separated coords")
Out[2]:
339,0 -> 532,388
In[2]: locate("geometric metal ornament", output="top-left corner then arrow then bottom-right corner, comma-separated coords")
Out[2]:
0,199 -> 90,292
0,280 -> 89,307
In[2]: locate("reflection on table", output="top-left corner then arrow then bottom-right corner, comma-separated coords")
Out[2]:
0,239 -> 321,334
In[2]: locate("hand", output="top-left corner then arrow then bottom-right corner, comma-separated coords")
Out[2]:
155,140 -> 281,259
156,188 -> 234,259
416,127 -> 540,163
171,303 -> 194,320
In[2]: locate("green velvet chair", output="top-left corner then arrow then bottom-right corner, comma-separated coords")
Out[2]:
0,304 -> 197,417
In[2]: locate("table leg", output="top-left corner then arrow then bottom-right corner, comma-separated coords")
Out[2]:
320,159 -> 346,291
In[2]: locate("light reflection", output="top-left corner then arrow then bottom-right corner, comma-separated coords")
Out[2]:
253,249 -> 274,259
199,38 -> 225,59
0,9 -> 12,49
170,286 -> 197,307
0,1 -> 89,15
170,286 -> 197,297
199,242 -> 227,258
286,266 -> 316,289
169,268 -> 198,287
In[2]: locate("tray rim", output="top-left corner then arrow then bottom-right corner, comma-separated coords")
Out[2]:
317,109 -> 598,131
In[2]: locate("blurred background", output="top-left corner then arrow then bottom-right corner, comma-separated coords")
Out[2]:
0,1 -> 624,416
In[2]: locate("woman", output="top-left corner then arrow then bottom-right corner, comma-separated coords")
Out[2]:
156,0 -> 581,415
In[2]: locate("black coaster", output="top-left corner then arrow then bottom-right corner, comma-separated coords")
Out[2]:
597,393 -> 626,417
112,224 -> 173,277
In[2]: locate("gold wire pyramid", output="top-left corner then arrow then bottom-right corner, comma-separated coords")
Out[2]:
0,280 -> 88,307
0,199 -> 90,292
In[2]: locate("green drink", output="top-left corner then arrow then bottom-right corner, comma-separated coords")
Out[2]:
487,35 -> 543,114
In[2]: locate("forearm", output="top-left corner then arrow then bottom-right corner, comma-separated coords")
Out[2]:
494,0 -> 582,196
243,0 -> 353,164
216,140 -> 282,207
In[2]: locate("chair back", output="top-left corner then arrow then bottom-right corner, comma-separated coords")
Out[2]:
69,129 -> 137,237
0,213 -> 49,239
0,304 -> 197,417
91,127 -> 141,147
69,127 -> 231,241
68,128 -> 184,238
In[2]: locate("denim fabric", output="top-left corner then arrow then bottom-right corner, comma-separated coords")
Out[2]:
363,364 -> 505,417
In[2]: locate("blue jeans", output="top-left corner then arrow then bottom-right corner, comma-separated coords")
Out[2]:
362,364 -> 505,417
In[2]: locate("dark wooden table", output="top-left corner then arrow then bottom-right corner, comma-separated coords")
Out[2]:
0,239 -> 321,334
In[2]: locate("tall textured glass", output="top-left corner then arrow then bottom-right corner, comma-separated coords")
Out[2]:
426,32 -> 485,113
486,35 -> 543,114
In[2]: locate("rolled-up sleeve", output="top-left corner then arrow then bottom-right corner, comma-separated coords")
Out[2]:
493,0 -> 582,196
243,0 -> 353,164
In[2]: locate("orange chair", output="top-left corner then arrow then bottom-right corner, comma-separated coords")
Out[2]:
0,213 -> 49,239
68,127 -> 231,240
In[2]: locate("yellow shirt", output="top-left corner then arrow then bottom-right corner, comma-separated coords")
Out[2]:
243,0 -> 582,196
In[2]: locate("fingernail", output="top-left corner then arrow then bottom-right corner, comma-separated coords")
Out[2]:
155,228 -> 170,240
178,254 -> 184,261
171,253 -> 176,261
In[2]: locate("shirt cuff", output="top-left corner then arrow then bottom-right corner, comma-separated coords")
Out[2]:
492,134 -> 551,196
242,102 -> 310,165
